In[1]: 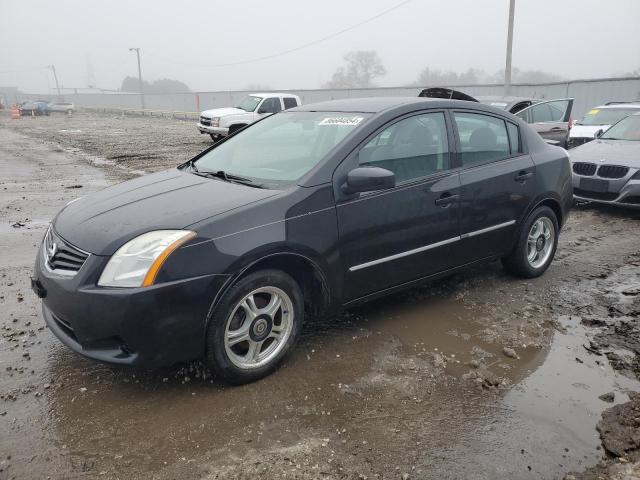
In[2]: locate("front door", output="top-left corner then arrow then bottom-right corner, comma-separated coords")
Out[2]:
336,111 -> 461,302
452,110 -> 536,264
516,99 -> 574,146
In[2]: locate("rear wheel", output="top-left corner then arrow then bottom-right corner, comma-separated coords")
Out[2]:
502,206 -> 559,278
205,269 -> 303,384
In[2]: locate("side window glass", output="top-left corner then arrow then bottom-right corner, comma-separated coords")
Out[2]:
260,98 -> 282,114
506,122 -> 521,154
358,112 -> 450,183
283,97 -> 297,109
453,112 -> 511,166
532,104 -> 553,123
545,100 -> 570,121
517,100 -> 570,124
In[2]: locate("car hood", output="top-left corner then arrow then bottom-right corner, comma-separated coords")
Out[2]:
570,139 -> 640,167
54,169 -> 279,255
200,107 -> 248,118
570,124 -> 610,138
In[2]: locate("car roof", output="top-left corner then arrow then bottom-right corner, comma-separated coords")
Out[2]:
293,97 -> 444,113
249,92 -> 299,98
591,103 -> 640,110
476,96 -> 540,103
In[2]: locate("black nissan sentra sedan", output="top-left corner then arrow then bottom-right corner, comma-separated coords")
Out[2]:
32,97 -> 572,383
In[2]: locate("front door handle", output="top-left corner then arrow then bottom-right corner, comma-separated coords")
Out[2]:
515,171 -> 534,183
435,193 -> 459,207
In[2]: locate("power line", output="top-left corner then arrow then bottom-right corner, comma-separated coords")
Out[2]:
147,0 -> 413,69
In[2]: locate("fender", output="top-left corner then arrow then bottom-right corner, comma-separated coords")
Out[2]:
203,249 -> 334,334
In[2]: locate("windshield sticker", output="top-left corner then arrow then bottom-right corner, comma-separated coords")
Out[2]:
587,109 -> 599,116
319,116 -> 364,126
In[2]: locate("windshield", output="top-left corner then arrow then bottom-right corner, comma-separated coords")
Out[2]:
193,111 -> 370,187
236,95 -> 262,112
578,107 -> 640,126
600,115 -> 640,141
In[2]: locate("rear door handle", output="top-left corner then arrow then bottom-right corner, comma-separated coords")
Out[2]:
515,171 -> 534,183
550,127 -> 565,131
435,193 -> 459,207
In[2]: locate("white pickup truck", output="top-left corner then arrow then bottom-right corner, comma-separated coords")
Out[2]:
197,93 -> 302,141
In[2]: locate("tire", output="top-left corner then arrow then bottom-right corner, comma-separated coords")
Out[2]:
209,133 -> 220,142
205,269 -> 303,384
502,206 -> 559,278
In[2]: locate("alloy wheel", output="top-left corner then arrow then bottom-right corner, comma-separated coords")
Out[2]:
223,286 -> 294,370
527,217 -> 555,269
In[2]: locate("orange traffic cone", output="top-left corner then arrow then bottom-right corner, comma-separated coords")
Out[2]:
10,105 -> 20,119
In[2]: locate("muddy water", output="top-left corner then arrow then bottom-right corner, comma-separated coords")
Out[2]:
2,124 -> 640,479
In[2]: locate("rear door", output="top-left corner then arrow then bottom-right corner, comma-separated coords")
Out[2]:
516,99 -> 574,146
336,111 -> 461,301
452,111 -> 535,264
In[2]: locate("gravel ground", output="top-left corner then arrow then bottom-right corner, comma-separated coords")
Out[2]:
0,111 -> 213,176
1,113 -> 639,479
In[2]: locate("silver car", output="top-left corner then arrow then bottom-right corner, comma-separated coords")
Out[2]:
571,112 -> 640,208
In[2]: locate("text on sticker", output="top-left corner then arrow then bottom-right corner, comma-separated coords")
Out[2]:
319,117 -> 364,126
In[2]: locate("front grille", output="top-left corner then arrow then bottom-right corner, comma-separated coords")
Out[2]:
574,188 -> 619,201
44,228 -> 89,275
597,165 -> 629,179
199,116 -> 211,126
573,162 -> 597,176
568,137 -> 592,149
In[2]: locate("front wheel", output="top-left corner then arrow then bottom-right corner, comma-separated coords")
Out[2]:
205,269 -> 303,384
502,206 -> 559,278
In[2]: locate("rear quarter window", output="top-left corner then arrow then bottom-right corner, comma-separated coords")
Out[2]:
283,97 -> 298,109
506,122 -> 521,154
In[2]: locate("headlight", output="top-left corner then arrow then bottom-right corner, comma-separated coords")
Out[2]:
211,117 -> 220,127
98,230 -> 196,287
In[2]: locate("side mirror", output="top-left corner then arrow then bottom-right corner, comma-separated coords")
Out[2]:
342,167 -> 395,195
595,129 -> 604,138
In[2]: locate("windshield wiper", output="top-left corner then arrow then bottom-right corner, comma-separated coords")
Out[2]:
192,168 -> 265,188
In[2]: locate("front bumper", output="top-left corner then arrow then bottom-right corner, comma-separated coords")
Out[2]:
197,123 -> 228,137
572,169 -> 640,209
32,240 -> 230,367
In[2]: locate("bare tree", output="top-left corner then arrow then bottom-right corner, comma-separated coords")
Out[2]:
324,51 -> 386,89
416,67 -> 480,86
489,67 -> 564,84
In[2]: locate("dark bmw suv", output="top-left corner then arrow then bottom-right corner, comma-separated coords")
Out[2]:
32,97 -> 572,383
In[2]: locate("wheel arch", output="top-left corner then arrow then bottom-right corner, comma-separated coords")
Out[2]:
228,123 -> 248,134
205,252 -> 333,335
528,195 -> 564,227
507,195 -> 564,255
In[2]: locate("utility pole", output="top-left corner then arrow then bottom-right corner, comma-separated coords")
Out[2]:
48,65 -> 61,98
128,47 -> 145,110
504,0 -> 516,96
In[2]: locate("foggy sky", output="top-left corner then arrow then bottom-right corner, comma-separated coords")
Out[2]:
1,0 -> 639,93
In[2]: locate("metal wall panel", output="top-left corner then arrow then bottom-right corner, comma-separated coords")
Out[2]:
9,78 -> 640,120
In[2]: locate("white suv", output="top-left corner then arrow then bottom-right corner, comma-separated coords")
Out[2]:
568,102 -> 640,148
198,93 -> 302,141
